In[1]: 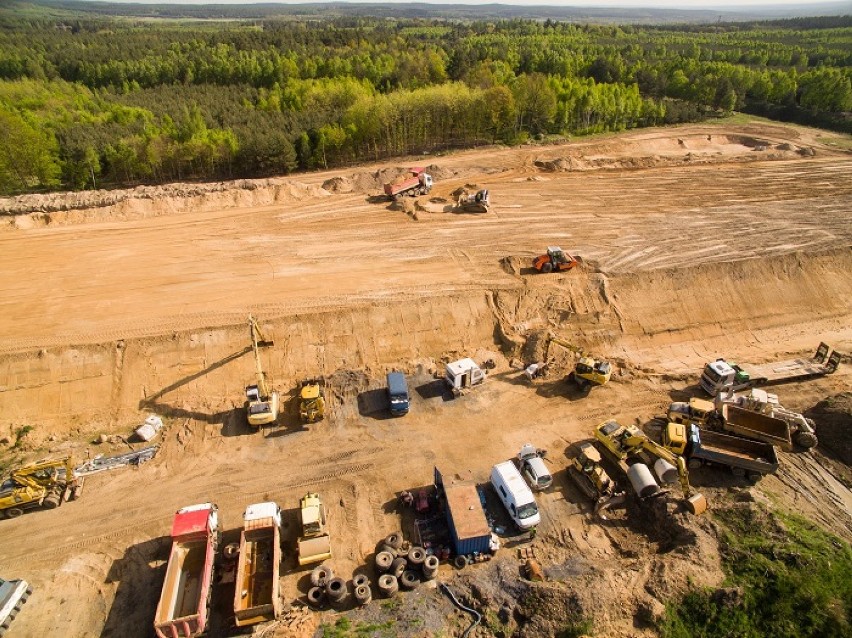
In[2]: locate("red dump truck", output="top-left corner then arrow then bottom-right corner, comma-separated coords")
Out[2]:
233,502 -> 282,628
154,503 -> 220,638
383,167 -> 433,199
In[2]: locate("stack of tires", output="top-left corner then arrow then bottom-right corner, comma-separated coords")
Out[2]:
373,532 -> 439,598
306,566 -> 372,609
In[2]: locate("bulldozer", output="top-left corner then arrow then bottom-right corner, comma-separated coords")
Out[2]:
567,441 -> 618,502
594,420 -> 707,515
545,335 -> 611,390
297,493 -> 331,566
532,247 -> 582,273
0,457 -> 82,519
245,314 -> 279,427
299,379 -> 326,424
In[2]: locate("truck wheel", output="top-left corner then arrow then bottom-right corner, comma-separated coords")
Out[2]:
542,262 -> 553,273
325,577 -> 347,603
4,507 -> 24,519
375,551 -> 394,573
306,586 -> 326,608
352,574 -> 370,589
354,584 -> 372,605
384,532 -> 403,550
42,495 -> 61,509
379,543 -> 399,558
453,555 -> 469,570
687,458 -> 703,470
400,570 -> 420,590
407,546 -> 426,566
746,472 -> 763,483
422,555 -> 439,579
377,574 -> 398,597
390,557 -> 407,579
794,431 -> 818,449
310,565 -> 334,588
731,467 -> 746,478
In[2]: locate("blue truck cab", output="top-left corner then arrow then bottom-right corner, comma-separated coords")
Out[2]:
386,372 -> 410,416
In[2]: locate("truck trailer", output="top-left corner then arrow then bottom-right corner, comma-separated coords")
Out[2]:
712,403 -> 793,451
670,424 -> 779,480
384,167 -> 433,199
154,503 -> 220,638
234,502 -> 282,627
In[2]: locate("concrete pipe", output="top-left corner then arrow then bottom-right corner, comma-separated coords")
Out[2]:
627,463 -> 659,498
653,457 -> 679,484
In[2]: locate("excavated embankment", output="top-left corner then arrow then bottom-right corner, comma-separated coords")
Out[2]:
1,248 -> 849,444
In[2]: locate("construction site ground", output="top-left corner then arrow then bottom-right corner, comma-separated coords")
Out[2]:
0,119 -> 851,638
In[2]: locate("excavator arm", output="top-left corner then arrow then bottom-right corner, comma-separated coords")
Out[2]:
248,315 -> 274,400
638,439 -> 707,515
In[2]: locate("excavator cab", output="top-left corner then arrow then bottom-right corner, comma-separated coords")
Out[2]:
574,356 -> 611,389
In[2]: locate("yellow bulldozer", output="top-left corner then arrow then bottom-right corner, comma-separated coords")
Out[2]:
299,379 -> 326,424
0,457 -> 82,519
594,420 -> 707,515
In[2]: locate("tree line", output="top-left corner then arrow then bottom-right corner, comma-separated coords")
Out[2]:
0,13 -> 850,194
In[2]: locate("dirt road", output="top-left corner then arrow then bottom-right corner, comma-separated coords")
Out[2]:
0,120 -> 850,637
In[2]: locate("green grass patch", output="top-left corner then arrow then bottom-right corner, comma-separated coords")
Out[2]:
320,616 -> 396,638
558,617 -> 595,638
662,505 -> 852,638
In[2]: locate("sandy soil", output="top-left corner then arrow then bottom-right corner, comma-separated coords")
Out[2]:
0,120 -> 850,638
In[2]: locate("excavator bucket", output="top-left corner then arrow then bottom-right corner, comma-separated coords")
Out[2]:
686,493 -> 708,515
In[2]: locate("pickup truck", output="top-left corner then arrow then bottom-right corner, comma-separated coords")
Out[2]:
0,577 -> 32,636
234,502 -> 282,628
712,403 -> 793,451
673,424 -> 779,481
154,503 -> 220,638
384,167 -> 433,199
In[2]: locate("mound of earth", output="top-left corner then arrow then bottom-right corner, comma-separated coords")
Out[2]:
807,393 -> 852,464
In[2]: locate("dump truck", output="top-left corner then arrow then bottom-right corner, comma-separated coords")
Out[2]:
1,457 -> 82,519
664,423 -> 778,481
594,420 -> 707,514
445,358 -> 486,395
711,403 -> 792,451
299,379 -> 326,423
297,493 -> 331,566
0,577 -> 32,635
154,503 -> 220,638
234,502 -> 282,628
384,167 -> 433,199
699,343 -> 841,396
718,388 -> 818,449
532,247 -> 582,273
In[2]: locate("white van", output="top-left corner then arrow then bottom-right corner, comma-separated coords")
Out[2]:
490,461 -> 541,530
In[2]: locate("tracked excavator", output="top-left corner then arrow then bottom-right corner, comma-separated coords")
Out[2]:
0,457 -> 82,519
545,335 -> 611,390
245,314 -> 279,427
594,420 -> 707,515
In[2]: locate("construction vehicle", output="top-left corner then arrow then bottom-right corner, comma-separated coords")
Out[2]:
384,167 -> 433,199
545,335 -> 611,390
234,502 -> 282,627
663,423 -> 778,481
445,358 -> 486,395
455,189 -> 490,212
297,493 -> 331,566
699,343 -> 841,396
154,503 -> 220,638
532,247 -> 582,273
245,314 -> 278,427
1,577 -> 32,635
667,397 -> 714,428
299,379 -> 326,423
567,441 -> 617,502
710,403 -> 793,451
717,388 -> 818,449
0,457 -> 81,519
594,420 -> 707,515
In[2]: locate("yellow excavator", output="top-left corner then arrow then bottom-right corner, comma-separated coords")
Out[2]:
245,314 -> 279,427
0,457 -> 82,519
545,335 -> 611,390
594,420 -> 707,515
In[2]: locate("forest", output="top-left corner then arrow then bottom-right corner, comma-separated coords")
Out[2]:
0,4 -> 850,194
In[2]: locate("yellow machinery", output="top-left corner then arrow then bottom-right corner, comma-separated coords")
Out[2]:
297,493 -> 331,566
245,314 -> 279,427
546,335 -> 611,390
0,457 -> 81,519
299,379 -> 325,424
594,420 -> 707,515
568,441 -> 617,502
662,422 -> 689,455
667,397 -> 714,428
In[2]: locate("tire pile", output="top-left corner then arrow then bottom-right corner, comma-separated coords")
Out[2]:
305,531 -> 439,609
